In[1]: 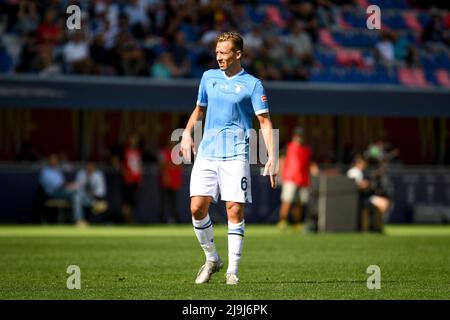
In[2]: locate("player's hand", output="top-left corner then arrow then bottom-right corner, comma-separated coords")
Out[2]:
180,130 -> 196,163
263,157 -> 277,189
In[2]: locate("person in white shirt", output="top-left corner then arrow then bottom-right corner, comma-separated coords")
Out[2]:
347,155 -> 370,232
74,161 -> 107,226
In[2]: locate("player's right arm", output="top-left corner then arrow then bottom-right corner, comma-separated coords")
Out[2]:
181,72 -> 208,163
181,105 -> 205,163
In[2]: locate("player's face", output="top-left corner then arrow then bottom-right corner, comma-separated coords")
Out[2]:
216,40 -> 241,71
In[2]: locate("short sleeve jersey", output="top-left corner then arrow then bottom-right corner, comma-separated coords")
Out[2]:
196,69 -> 269,161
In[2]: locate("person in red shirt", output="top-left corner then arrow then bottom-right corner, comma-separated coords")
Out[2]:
120,133 -> 143,223
277,127 -> 317,232
158,140 -> 183,224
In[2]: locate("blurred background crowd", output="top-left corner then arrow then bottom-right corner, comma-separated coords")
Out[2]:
0,0 -> 449,85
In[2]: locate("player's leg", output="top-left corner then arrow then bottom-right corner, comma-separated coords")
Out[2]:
225,201 -> 245,285
218,160 -> 250,285
191,195 -> 219,262
190,158 -> 222,284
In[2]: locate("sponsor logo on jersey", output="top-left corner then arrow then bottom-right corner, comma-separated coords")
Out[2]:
261,95 -> 267,102
234,84 -> 245,93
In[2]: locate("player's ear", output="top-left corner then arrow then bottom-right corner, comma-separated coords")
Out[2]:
235,50 -> 242,60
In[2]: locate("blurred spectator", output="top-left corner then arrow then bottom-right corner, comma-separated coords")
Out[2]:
0,38 -> 13,73
168,31 -> 192,77
114,31 -> 147,76
14,0 -> 40,36
364,138 -> 400,165
122,134 -> 142,223
90,33 -> 115,75
63,31 -> 94,74
253,45 -> 283,81
394,34 -> 420,68
285,21 -> 314,67
15,32 -> 38,73
151,51 -> 178,78
347,154 -> 371,232
36,9 -> 62,46
281,45 -> 309,80
33,8 -> 62,75
288,0 -> 320,42
422,13 -> 445,44
277,127 -> 314,232
158,140 -> 183,224
375,31 -> 397,68
242,26 -> 264,57
38,153 -> 82,226
75,161 -> 108,225
366,161 -> 393,233
124,0 -> 150,39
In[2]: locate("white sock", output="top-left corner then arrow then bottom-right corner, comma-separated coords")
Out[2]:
227,220 -> 245,275
192,214 -> 219,262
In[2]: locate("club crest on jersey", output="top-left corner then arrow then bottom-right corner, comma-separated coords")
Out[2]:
261,95 -> 267,102
234,84 -> 245,93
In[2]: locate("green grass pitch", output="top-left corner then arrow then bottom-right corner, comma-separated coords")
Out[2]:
0,225 -> 449,299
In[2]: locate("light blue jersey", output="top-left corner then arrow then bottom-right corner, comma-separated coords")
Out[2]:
196,69 -> 269,161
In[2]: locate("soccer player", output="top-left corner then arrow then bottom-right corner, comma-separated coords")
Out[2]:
180,32 -> 277,285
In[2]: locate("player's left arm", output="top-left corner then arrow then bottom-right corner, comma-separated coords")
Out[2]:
257,112 -> 277,189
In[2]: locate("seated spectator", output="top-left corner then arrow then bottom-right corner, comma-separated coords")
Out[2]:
0,38 -> 13,73
124,0 -> 150,39
364,138 -> 400,165
168,31 -> 191,77
281,45 -> 309,80
422,13 -> 445,44
285,21 -> 314,66
151,51 -> 179,78
242,26 -> 264,60
114,31 -> 147,76
14,0 -> 39,36
394,34 -> 419,68
63,31 -> 94,74
375,31 -> 397,68
366,161 -> 393,233
289,0 -> 320,42
75,161 -> 108,224
38,153 -> 84,226
347,154 -> 371,232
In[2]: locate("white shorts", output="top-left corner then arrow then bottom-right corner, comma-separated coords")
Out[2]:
190,157 -> 252,203
281,181 -> 309,204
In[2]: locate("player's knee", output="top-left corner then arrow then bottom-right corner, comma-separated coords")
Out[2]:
190,201 -> 208,219
226,202 -> 244,223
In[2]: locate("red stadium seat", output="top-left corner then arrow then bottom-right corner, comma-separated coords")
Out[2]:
398,67 -> 430,87
404,12 -> 422,32
435,69 -> 450,88
336,49 -> 364,67
266,6 -> 287,28
319,29 -> 340,49
357,0 -> 369,8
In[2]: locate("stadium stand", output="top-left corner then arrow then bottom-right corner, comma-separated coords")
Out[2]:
0,0 -> 448,86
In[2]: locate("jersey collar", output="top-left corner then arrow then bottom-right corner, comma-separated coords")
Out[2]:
222,68 -> 245,80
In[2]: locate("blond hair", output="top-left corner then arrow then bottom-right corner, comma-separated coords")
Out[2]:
216,31 -> 244,52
